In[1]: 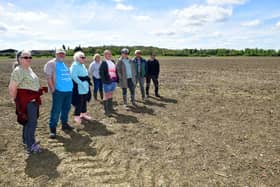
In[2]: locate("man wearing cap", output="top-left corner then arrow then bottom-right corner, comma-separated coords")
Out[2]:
116,48 -> 136,108
44,48 -> 74,139
132,50 -> 147,100
146,52 -> 160,97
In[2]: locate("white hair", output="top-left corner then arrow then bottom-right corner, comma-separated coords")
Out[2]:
135,50 -> 141,55
20,50 -> 31,57
73,51 -> 85,61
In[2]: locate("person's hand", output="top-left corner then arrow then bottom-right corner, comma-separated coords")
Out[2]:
42,86 -> 48,93
51,87 -> 55,93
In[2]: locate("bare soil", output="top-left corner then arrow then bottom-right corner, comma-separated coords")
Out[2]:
0,57 -> 279,186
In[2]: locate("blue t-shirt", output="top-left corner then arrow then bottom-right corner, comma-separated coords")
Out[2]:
123,59 -> 132,79
55,61 -> 73,92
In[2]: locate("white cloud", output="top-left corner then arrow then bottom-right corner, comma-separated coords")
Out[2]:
113,0 -> 124,2
0,23 -> 8,32
276,21 -> 280,28
152,30 -> 176,36
207,0 -> 246,5
242,19 -> 261,27
173,5 -> 232,27
134,15 -> 151,22
115,3 -> 134,11
6,11 -> 48,22
7,2 -> 14,7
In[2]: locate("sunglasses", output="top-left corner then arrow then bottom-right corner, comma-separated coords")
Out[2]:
21,56 -> 32,59
80,56 -> 86,59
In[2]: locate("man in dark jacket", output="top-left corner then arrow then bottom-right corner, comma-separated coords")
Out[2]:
132,50 -> 146,100
146,52 -> 160,97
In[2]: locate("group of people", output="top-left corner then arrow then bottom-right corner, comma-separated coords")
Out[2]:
8,48 -> 160,154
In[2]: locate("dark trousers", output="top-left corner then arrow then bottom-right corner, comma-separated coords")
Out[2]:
146,75 -> 159,95
122,78 -> 135,103
93,77 -> 103,94
49,90 -> 72,128
23,102 -> 38,149
74,94 -> 87,115
135,75 -> 145,98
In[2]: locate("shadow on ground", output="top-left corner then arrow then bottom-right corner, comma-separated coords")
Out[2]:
150,96 -> 178,104
25,149 -> 61,179
111,112 -> 139,124
82,120 -> 115,137
56,131 -> 96,156
128,105 -> 155,115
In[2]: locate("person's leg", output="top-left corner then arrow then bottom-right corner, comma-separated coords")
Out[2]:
146,75 -> 151,97
152,75 -> 160,97
26,102 -> 40,153
49,90 -> 63,137
98,79 -> 103,100
61,91 -> 72,125
103,84 -> 112,116
122,87 -> 128,105
93,77 -> 98,100
73,94 -> 82,124
108,82 -> 116,112
80,95 -> 92,120
139,76 -> 145,99
22,125 -> 26,145
128,78 -> 135,104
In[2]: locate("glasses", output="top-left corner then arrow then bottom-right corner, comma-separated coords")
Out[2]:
21,56 -> 32,59
80,56 -> 86,59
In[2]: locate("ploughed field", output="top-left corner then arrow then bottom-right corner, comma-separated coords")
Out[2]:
0,57 -> 279,186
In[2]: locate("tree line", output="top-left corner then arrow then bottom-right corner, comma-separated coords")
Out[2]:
1,46 -> 280,58
69,46 -> 280,57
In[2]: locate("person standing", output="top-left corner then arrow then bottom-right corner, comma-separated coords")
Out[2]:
99,50 -> 118,116
9,50 -> 46,153
132,50 -> 146,100
70,51 -> 92,125
117,48 -> 136,108
88,53 -> 103,101
146,52 -> 160,97
44,48 -> 74,139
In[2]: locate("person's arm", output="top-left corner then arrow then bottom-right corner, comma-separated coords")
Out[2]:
8,80 -> 19,101
116,60 -> 122,80
46,78 -> 55,93
70,64 -> 84,86
156,60 -> 160,77
88,62 -> 94,77
44,62 -> 55,93
9,68 -> 22,102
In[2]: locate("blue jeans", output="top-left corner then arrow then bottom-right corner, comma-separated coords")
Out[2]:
122,78 -> 135,102
23,102 -> 38,149
103,82 -> 117,93
93,77 -> 103,94
135,75 -> 145,98
49,90 -> 72,128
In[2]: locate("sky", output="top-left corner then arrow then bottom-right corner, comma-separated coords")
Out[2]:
0,0 -> 280,50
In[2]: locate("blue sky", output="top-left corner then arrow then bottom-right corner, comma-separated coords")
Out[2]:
0,0 -> 280,50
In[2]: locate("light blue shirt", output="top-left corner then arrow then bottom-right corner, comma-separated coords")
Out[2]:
55,61 -> 73,92
123,59 -> 132,79
70,61 -> 89,94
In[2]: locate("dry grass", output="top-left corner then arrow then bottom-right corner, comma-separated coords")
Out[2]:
0,57 -> 279,186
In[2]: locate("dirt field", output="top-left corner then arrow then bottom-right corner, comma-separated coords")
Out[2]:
0,56 -> 279,186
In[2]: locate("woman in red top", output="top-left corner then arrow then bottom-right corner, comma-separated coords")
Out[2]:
9,50 -> 46,154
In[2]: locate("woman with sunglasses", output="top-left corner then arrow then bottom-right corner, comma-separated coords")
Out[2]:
9,50 -> 47,154
70,51 -> 92,126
